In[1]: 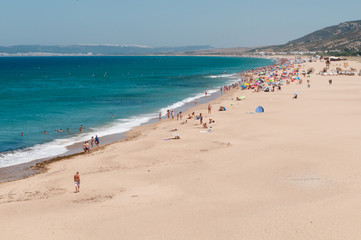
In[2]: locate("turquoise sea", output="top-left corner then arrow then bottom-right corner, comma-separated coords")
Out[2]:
0,56 -> 273,167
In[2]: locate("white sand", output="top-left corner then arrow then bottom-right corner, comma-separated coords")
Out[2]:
1,57 -> 361,239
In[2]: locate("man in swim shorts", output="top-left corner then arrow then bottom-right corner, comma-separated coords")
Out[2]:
74,172 -> 80,193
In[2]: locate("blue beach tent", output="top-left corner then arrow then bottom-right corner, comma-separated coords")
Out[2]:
255,106 -> 264,113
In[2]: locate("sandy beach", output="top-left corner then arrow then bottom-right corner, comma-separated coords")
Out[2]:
1,57 -> 361,239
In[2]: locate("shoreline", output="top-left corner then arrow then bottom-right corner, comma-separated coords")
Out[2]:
2,56 -> 361,239
0,57 -> 277,182
0,89 -> 225,182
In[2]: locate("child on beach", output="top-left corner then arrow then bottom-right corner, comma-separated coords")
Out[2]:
83,142 -> 89,153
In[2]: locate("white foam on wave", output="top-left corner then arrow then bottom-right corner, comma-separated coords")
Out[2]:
0,140 -> 70,168
159,89 -> 218,116
0,114 -> 155,168
207,73 -> 238,79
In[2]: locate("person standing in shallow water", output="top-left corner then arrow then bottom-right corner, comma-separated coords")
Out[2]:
95,135 -> 100,147
74,172 -> 80,193
90,136 -> 94,148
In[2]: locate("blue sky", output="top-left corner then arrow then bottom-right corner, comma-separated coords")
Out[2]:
1,0 -> 360,48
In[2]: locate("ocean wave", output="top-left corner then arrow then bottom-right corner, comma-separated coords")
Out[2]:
207,73 -> 238,78
0,139 -> 70,168
159,89 -> 218,115
0,115 -> 155,168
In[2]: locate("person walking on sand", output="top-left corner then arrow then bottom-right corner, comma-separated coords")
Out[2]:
208,104 -> 212,114
74,172 -> 80,193
199,113 -> 203,124
95,135 -> 100,147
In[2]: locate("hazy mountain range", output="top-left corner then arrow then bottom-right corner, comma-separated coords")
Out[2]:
2,20 -> 360,56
